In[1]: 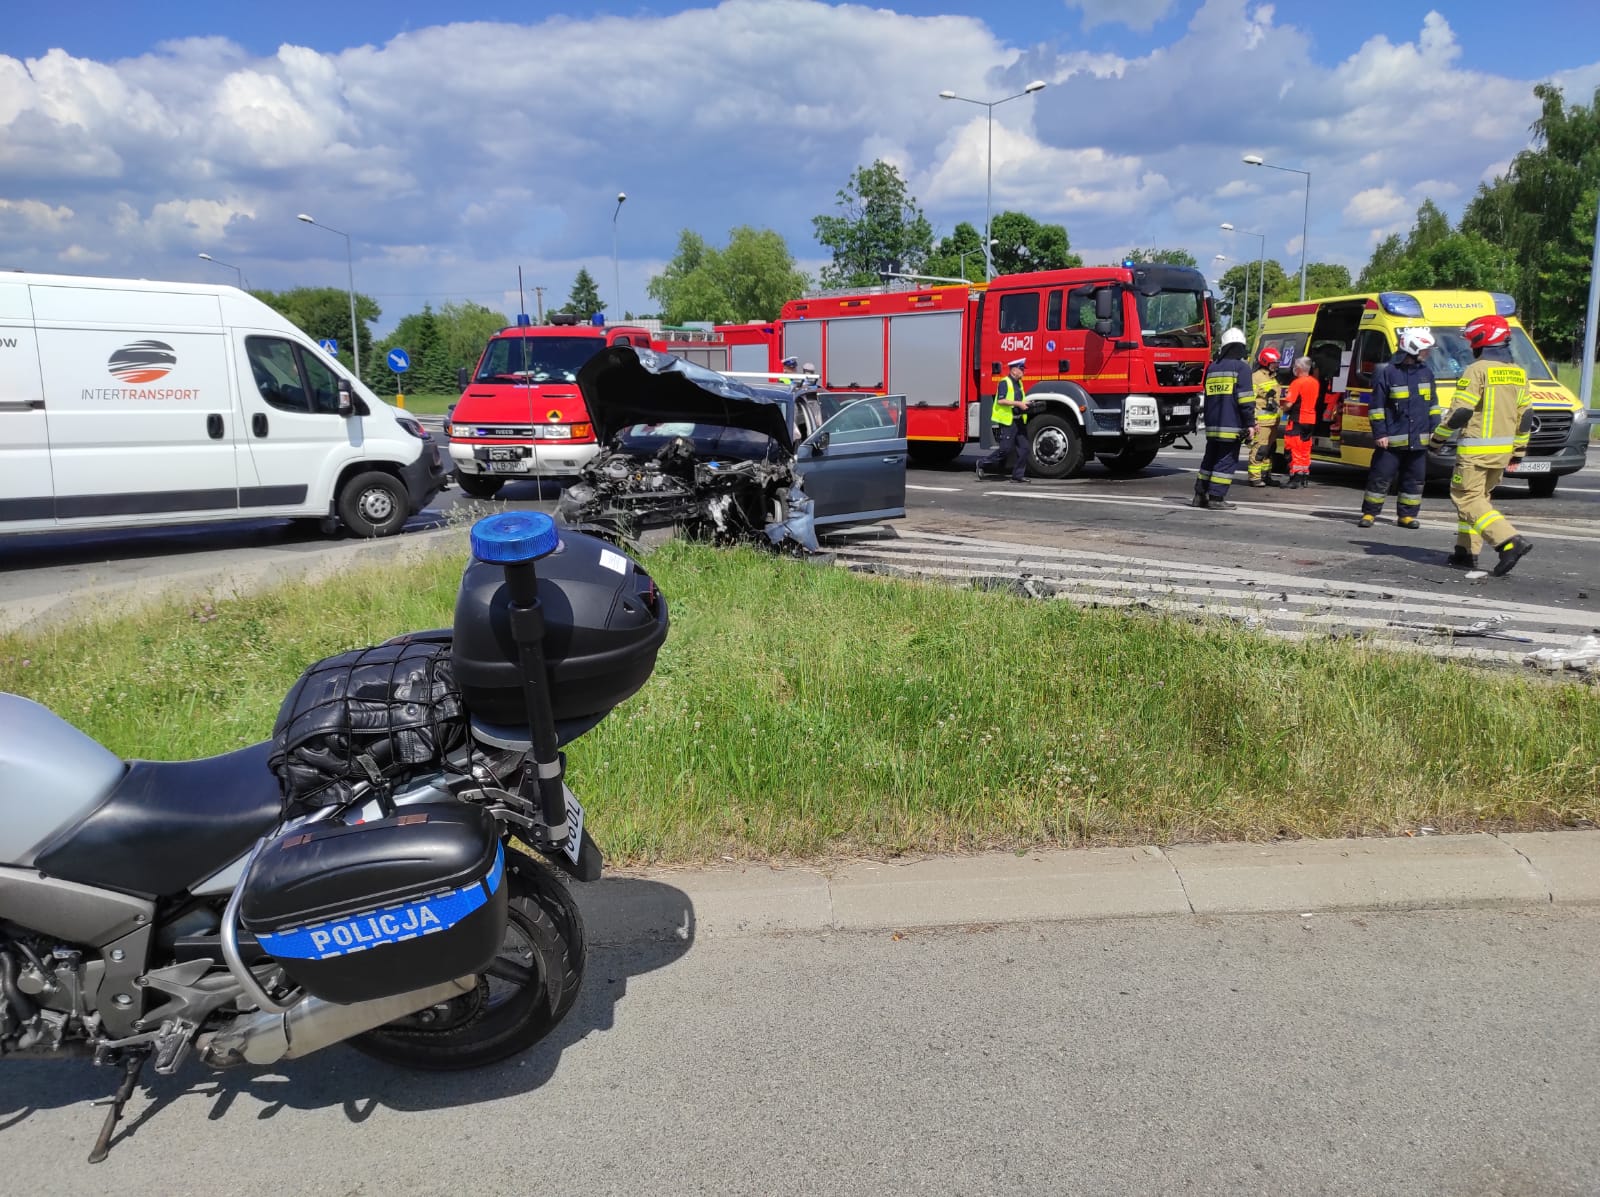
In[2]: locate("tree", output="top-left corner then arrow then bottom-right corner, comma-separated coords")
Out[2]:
368,304 -> 459,394
437,300 -> 510,376
1462,83 -> 1600,346
560,268 -> 605,320
812,160 -> 933,288
647,226 -> 809,324
1125,247 -> 1199,268
1303,263 -> 1353,300
988,211 -> 1082,276
1358,199 -> 1516,294
253,286 -> 380,376
924,221 -> 988,283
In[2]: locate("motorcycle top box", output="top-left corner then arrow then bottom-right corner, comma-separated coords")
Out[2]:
452,526 -> 669,727
239,803 -> 507,1005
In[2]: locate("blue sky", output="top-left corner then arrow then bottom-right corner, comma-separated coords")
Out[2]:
4,1 -> 1599,334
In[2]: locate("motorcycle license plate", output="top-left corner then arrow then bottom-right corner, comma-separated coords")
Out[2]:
1510,459 -> 1551,474
561,787 -> 585,865
1171,405 -> 1191,416
488,462 -> 525,474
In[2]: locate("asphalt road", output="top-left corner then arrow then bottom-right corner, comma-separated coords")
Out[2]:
4,907 -> 1598,1195
1,439 -> 1595,621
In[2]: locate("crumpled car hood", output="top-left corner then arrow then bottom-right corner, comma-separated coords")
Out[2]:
577,345 -> 794,453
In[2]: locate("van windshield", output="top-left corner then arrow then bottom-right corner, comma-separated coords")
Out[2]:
1137,290 -> 1208,348
474,335 -> 603,384
1423,326 -> 1556,383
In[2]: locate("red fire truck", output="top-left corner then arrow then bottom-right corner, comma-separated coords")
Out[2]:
776,263 -> 1212,478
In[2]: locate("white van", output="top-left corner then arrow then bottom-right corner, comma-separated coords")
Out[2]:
0,272 -> 447,538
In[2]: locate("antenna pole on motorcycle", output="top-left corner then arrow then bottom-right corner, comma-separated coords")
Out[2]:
469,512 -> 571,849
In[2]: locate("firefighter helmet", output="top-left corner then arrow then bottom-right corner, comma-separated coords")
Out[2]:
1220,327 -> 1247,349
1396,327 -> 1436,357
1462,315 -> 1510,350
1256,346 -> 1281,369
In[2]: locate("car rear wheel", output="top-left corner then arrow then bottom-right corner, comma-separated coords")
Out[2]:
455,471 -> 505,500
1025,414 -> 1085,479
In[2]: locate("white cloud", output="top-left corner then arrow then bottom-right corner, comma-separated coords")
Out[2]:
1064,0 -> 1177,32
1345,187 -> 1408,226
0,0 -> 1593,330
59,244 -> 110,263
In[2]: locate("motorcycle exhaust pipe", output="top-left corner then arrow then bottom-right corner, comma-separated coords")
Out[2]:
200,975 -> 475,1068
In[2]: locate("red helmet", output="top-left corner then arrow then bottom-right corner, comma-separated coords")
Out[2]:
1463,315 -> 1510,350
1257,346 -> 1281,368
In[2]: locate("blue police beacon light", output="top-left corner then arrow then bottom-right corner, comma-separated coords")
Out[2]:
470,512 -> 561,564
591,312 -> 606,326
515,313 -> 532,326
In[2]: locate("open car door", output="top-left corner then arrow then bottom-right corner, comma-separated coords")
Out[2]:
794,393 -> 907,526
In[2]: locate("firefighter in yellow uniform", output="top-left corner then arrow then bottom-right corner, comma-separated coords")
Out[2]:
1430,315 -> 1535,577
1246,346 -> 1283,487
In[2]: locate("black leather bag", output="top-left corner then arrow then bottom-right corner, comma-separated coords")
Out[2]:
269,641 -> 467,811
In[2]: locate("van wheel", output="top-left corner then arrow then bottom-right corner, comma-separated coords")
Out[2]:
1527,475 -> 1557,498
338,471 -> 409,538
1098,446 -> 1160,475
1025,414 -> 1085,479
455,472 -> 505,500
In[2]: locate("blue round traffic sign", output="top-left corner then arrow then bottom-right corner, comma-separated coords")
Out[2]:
387,348 -> 410,373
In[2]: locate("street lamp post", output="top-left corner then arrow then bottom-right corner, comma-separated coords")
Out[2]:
612,191 -> 627,321
1220,223 -> 1267,336
1242,155 -> 1311,301
939,80 -> 1047,280
296,214 -> 360,377
197,252 -> 244,289
1213,254 -> 1236,326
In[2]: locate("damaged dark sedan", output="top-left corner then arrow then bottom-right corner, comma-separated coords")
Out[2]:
557,345 -> 907,551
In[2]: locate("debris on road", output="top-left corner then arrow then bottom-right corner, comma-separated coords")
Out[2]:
1525,634 -> 1600,676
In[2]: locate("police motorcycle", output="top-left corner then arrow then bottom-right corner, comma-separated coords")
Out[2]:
0,513 -> 667,1161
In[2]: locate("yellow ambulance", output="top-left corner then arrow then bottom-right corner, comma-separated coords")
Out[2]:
1253,290 -> 1589,495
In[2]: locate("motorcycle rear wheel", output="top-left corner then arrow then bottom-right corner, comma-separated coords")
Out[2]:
351,849 -> 586,1070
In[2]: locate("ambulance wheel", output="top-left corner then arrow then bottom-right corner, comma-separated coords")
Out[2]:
1098,446 -> 1160,475
338,471 -> 409,538
908,442 -> 964,467
352,850 -> 586,1071
455,471 -> 505,500
1527,475 -> 1557,498
1025,414 -> 1085,479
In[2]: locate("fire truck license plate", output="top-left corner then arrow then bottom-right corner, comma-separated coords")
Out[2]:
487,462 -> 525,474
1511,460 -> 1551,474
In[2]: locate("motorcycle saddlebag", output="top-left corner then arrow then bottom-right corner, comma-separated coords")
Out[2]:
238,803 -> 506,1005
452,528 -> 669,726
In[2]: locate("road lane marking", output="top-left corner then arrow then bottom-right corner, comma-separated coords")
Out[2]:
906,484 -> 960,492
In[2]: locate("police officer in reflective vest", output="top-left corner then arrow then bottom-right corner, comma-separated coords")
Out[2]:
1430,314 -> 1534,576
976,358 -> 1032,483
1246,346 -> 1283,487
1193,328 -> 1255,509
1359,326 -> 1440,529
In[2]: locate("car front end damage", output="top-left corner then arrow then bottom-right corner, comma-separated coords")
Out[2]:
556,347 -> 822,551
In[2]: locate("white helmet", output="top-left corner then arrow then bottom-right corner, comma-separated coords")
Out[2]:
1396,326 -> 1436,358
1220,327 -> 1247,349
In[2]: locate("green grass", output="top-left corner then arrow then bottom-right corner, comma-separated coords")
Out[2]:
2,542 -> 1595,865
385,392 -> 456,415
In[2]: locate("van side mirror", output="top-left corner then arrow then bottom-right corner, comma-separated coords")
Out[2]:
1094,288 -> 1116,321
456,366 -> 469,390
337,380 -> 355,418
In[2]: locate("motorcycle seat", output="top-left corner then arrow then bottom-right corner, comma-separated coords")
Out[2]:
34,742 -> 284,899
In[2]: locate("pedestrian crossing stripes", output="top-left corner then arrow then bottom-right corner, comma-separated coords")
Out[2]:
822,527 -> 1600,677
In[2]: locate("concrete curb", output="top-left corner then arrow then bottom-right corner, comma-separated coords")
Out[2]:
0,526 -> 467,633
574,830 -> 1600,944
